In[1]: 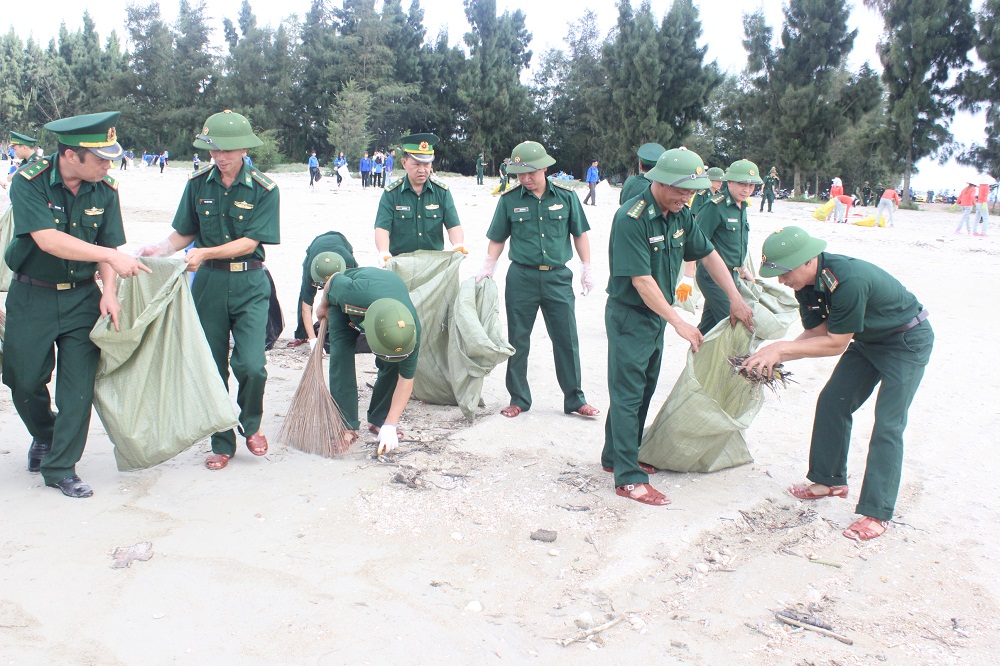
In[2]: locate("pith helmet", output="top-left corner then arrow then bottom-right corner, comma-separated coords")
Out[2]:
759,227 -> 827,278
723,159 -> 764,184
706,166 -> 725,181
193,110 -> 263,151
636,142 -> 667,168
45,111 -> 123,160
310,251 -> 346,285
644,148 -> 711,190
364,298 -> 417,361
505,141 -> 556,174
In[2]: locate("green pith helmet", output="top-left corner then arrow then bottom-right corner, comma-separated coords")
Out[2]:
10,131 -> 38,147
769,166 -> 777,174
364,298 -> 417,361
193,110 -> 263,151
759,227 -> 827,278
636,142 -> 667,168
398,133 -> 439,163
644,148 -> 711,190
310,251 -> 346,285
505,141 -> 556,174
706,166 -> 725,181
723,159 -> 764,184
44,111 -> 123,160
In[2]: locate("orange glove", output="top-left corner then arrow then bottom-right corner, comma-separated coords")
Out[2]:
675,276 -> 694,302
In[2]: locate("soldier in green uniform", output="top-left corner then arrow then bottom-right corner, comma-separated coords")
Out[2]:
3,132 -> 41,195
689,166 -> 725,216
315,266 -> 420,455
861,181 -> 873,206
3,111 -> 151,498
476,140 -> 600,419
476,152 -> 486,185
286,231 -> 358,348
137,110 -> 280,471
374,133 -> 465,265
498,159 -> 510,193
693,159 -> 762,335
603,148 -> 754,506
760,166 -> 780,212
619,142 -> 666,205
744,227 -> 933,541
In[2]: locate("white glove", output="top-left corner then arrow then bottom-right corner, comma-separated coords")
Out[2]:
377,424 -> 399,455
380,252 -> 392,268
135,237 -> 176,258
476,256 -> 497,284
580,262 -> 595,296
308,338 -> 317,352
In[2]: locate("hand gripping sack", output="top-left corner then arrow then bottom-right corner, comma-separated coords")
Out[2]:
90,257 -> 239,470
638,278 -> 798,473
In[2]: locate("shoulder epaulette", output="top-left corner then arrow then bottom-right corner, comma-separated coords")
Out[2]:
189,164 -> 213,180
500,182 -> 522,195
343,303 -> 368,316
550,179 -> 575,191
626,199 -> 648,219
101,174 -> 119,190
385,177 -> 404,191
18,159 -> 50,181
820,267 -> 839,292
710,192 -> 725,205
429,174 -> 449,190
251,169 -> 276,191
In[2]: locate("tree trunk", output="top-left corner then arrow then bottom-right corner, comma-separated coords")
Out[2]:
902,141 -> 913,205
793,164 -> 802,198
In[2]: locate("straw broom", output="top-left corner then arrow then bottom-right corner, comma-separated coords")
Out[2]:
279,319 -> 354,456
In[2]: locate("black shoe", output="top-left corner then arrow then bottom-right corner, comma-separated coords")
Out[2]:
46,475 -> 94,498
28,438 -> 51,474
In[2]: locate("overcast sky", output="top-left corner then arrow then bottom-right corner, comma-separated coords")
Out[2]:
3,0 -> 987,189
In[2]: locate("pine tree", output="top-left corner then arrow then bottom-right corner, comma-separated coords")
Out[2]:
958,0 -> 1000,176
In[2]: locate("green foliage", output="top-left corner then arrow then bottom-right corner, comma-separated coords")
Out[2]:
249,129 -> 284,172
958,0 -> 1000,175
326,80 -> 373,160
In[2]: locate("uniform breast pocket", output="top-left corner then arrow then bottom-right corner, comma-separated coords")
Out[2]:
51,211 -> 68,230
197,207 -> 220,227
547,210 -> 569,235
394,209 -> 414,222
79,211 -> 103,241
726,220 -> 740,233
509,213 -> 531,224
228,204 -> 254,231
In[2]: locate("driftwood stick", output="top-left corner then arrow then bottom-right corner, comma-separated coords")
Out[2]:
558,615 -> 626,647
774,612 -> 853,645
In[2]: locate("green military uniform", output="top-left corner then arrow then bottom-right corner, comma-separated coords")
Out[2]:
760,168 -> 779,212
3,112 -> 126,491
861,182 -> 873,206
761,231 -> 932,521
498,160 -> 509,192
293,231 -> 358,340
487,172 -> 591,414
374,175 -> 460,255
602,151 -> 716,487
476,153 -> 486,185
325,268 -> 421,429
172,150 -> 280,457
694,189 -> 749,334
690,166 -> 726,216
9,131 -> 41,166
620,143 -> 666,205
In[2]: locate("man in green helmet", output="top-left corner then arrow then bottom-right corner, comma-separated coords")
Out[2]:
743,227 -> 932,542
315,266 -> 421,455
137,109 -> 280,471
374,133 -> 465,266
3,111 -> 151,498
689,166 -> 725,216
693,158 -> 761,335
760,166 -> 780,212
476,152 -> 486,185
619,143 -> 666,205
287,231 -> 358,349
603,148 -> 754,506
476,140 -> 601,419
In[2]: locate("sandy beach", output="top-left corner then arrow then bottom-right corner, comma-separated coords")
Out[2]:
1,163 -> 997,664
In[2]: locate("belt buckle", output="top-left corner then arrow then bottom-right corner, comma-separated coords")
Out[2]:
56,282 -> 73,290
230,262 -> 246,272
539,265 -> 551,271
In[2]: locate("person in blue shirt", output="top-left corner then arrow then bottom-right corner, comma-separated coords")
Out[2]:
359,151 -> 372,188
334,152 -> 347,187
384,149 -> 395,186
584,159 -> 600,205
372,151 -> 384,188
308,151 -> 320,187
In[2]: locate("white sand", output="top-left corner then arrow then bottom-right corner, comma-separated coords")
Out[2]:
1,165 -> 997,663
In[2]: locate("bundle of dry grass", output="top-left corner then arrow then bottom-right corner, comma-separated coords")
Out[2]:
726,354 -> 796,393
279,319 -> 354,456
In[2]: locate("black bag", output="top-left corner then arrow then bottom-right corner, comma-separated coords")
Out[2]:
264,268 -> 284,351
312,321 -> 371,354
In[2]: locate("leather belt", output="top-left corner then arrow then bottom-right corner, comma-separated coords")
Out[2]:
513,262 -> 560,271
12,272 -> 95,291
203,259 -> 264,272
890,309 -> 928,335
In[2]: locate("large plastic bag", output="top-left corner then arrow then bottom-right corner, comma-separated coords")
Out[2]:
387,251 -> 514,421
812,199 -> 836,220
638,278 -> 798,473
90,257 -> 239,470
0,207 -> 14,291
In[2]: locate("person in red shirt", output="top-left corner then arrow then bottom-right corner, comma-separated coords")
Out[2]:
875,188 -> 900,228
955,182 -> 976,234
831,194 -> 857,223
973,182 -> 991,236
830,177 -> 844,198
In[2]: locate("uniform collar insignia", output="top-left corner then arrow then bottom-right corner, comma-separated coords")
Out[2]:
820,267 -> 839,292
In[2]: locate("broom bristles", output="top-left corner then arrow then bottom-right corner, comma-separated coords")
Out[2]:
279,319 -> 354,457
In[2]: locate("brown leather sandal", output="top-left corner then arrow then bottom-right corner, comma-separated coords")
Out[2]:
789,483 -> 848,500
843,516 -> 888,541
615,483 -> 671,506
500,405 -> 522,418
205,453 -> 232,471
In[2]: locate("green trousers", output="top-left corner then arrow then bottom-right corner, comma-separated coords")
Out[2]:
695,263 -> 739,335
191,267 -> 270,456
476,170 -> 484,185
504,263 -> 587,413
808,322 -> 933,521
760,193 -> 775,212
2,280 -> 101,484
327,329 -> 399,430
601,299 -> 665,486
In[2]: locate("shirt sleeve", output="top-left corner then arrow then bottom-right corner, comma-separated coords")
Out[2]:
609,212 -> 652,278
171,180 -> 201,236
485,198 -> 512,243
682,213 -> 715,262
826,278 -> 868,335
242,185 -> 280,245
442,189 -> 461,229
374,189 -> 395,231
94,190 -> 126,248
567,191 -> 590,237
695,202 -> 723,240
9,174 -> 57,236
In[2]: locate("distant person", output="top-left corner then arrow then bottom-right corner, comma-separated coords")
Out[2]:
192,152 -> 201,171
372,150 -> 384,188
384,148 -> 395,185
973,181 -> 990,237
830,177 -> 844,198
955,181 -> 976,234
476,151 -> 486,185
760,167 -> 780,212
159,150 -> 168,174
875,187 -> 900,228
861,181 -> 873,206
583,159 -> 600,205
831,194 -> 858,224
359,151 -> 372,188
334,152 -> 347,187
308,151 -> 320,187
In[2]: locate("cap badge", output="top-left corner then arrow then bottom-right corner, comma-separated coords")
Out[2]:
419,141 -> 429,150
202,127 -> 209,134
107,127 -> 117,142
513,156 -> 521,163
749,169 -> 756,176
695,166 -> 703,174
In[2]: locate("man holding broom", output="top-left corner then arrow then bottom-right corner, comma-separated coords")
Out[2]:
315,263 -> 420,455
287,231 -> 358,349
